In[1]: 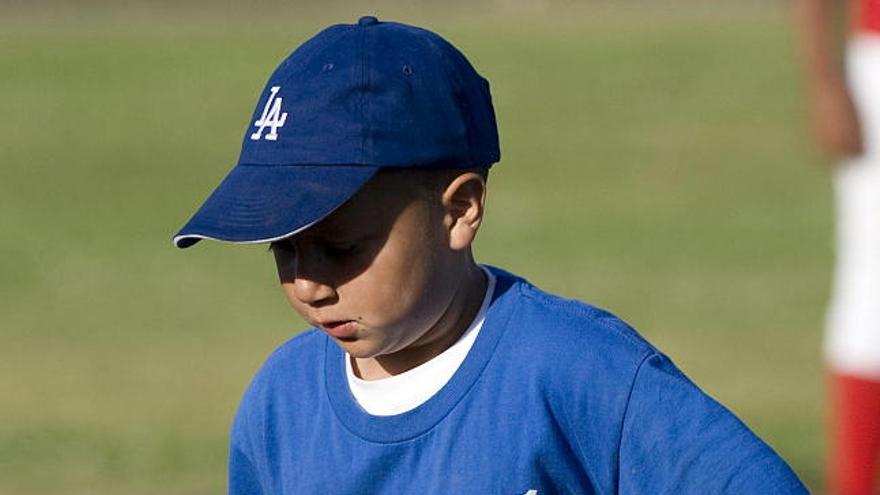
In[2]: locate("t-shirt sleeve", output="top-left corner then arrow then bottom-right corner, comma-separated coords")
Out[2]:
617,353 -> 809,494
229,443 -> 264,495
228,382 -> 266,495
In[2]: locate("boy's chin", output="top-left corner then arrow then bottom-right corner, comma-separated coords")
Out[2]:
334,339 -> 384,360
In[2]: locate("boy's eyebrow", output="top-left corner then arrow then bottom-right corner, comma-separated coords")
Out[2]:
267,225 -> 370,252
310,214 -> 371,240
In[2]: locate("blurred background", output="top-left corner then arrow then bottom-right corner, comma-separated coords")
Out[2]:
0,0 -> 829,493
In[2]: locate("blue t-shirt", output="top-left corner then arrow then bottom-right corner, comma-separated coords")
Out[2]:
230,267 -> 807,494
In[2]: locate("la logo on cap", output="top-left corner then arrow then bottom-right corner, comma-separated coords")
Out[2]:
250,86 -> 288,141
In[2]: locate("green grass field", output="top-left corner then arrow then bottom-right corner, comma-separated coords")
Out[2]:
1,2 -> 830,493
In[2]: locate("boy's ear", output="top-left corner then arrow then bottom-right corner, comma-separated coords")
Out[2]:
441,172 -> 486,251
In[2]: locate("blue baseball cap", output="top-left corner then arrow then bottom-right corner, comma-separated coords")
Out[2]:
173,16 -> 500,248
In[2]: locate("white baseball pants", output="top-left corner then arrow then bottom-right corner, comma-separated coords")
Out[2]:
825,35 -> 880,378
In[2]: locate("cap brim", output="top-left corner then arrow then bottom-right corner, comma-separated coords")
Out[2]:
173,164 -> 380,248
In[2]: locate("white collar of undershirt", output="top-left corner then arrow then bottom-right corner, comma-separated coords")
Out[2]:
345,266 -> 496,416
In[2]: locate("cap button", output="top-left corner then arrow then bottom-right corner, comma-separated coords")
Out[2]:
358,16 -> 379,26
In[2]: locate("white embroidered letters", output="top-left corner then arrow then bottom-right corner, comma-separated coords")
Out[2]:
250,86 -> 288,141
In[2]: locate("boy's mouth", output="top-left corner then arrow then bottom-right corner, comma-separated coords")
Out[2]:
318,320 -> 359,340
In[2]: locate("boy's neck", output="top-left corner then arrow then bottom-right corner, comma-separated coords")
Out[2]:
352,262 -> 488,381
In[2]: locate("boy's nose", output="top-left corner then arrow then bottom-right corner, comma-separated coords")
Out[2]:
292,276 -> 336,306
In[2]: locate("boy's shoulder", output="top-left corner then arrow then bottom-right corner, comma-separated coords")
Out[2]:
489,267 -> 806,492
486,265 -> 657,370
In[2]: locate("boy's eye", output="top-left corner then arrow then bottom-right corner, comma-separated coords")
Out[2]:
324,243 -> 357,256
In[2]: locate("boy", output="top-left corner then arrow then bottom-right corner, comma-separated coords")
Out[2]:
175,16 -> 808,494
795,0 -> 880,492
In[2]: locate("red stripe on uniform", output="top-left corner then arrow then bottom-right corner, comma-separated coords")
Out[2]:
856,0 -> 880,32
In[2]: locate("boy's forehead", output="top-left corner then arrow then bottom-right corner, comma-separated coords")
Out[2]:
299,176 -> 417,238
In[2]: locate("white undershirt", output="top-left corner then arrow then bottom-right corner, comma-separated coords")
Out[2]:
345,267 -> 496,416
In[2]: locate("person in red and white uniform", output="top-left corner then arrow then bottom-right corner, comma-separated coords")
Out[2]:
796,0 -> 880,493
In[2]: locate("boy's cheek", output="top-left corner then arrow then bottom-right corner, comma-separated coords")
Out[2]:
280,284 -> 306,314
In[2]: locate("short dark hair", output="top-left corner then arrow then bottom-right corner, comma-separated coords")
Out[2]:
375,167 -> 490,200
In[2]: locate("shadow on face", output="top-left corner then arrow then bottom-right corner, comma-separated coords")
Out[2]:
270,170 -> 438,298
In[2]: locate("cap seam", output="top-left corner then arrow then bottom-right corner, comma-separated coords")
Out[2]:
273,25 -> 352,91
359,23 -> 368,164
236,162 -> 380,168
417,31 -> 474,165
